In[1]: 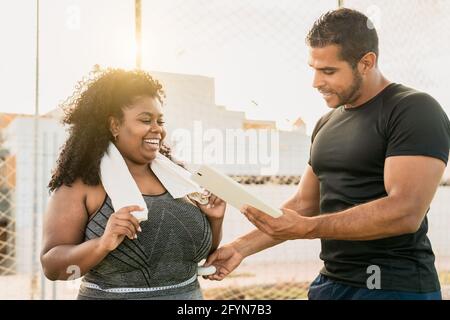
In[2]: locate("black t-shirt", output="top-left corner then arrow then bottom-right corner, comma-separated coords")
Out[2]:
309,83 -> 450,292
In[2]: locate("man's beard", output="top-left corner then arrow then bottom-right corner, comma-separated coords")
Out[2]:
336,69 -> 363,107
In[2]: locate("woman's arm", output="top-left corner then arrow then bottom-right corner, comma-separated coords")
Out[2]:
206,216 -> 224,252
41,182 -> 106,280
40,181 -> 141,280
193,194 -> 226,253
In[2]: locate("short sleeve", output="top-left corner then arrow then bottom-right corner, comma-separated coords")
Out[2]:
308,127 -> 316,166
385,93 -> 450,164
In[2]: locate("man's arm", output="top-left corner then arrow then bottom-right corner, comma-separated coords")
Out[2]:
204,165 -> 320,280
234,165 -> 320,257
309,155 -> 445,240
243,155 -> 445,241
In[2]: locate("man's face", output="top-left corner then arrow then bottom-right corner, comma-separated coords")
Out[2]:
308,44 -> 362,108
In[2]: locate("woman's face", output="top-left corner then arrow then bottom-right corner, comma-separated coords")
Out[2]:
112,95 -> 167,164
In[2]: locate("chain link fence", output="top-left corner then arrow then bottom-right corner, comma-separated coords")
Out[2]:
1,0 -> 449,299
0,116 -> 16,277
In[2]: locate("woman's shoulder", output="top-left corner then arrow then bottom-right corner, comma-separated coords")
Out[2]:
51,178 -> 106,217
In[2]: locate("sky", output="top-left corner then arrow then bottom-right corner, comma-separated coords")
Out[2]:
1,0 -> 449,135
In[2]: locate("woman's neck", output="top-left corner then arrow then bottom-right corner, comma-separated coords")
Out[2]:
124,158 -> 152,178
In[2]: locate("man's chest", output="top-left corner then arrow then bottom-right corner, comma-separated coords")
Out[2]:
311,111 -> 387,175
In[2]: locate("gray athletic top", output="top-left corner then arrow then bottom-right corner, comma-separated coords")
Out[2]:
77,191 -> 212,299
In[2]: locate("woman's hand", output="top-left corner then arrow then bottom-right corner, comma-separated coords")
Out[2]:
98,205 -> 143,252
195,193 -> 226,220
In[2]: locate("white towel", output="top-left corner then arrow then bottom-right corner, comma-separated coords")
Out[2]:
99,142 -> 217,276
151,152 -> 202,199
100,142 -> 202,222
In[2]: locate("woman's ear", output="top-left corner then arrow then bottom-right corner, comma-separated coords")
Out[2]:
109,116 -> 120,137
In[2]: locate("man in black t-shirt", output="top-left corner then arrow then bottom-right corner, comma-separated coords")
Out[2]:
205,8 -> 450,299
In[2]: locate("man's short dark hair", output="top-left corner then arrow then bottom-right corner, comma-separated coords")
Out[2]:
306,8 -> 379,68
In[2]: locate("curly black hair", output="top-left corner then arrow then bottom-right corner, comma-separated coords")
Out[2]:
48,67 -> 174,192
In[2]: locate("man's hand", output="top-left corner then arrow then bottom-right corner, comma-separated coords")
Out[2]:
241,205 -> 316,240
203,244 -> 244,281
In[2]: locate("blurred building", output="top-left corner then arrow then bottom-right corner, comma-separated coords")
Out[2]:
151,71 -> 310,175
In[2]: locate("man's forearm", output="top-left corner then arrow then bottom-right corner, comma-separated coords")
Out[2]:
309,195 -> 422,241
232,200 -> 317,257
233,229 -> 284,258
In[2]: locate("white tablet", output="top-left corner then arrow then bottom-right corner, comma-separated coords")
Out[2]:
191,164 -> 282,218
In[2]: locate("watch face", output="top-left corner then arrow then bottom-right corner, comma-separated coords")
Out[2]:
187,191 -> 210,205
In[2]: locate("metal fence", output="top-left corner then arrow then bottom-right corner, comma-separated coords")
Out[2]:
1,0 -> 450,299
0,131 -> 15,277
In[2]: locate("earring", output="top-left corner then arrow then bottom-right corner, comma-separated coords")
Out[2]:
114,134 -> 118,142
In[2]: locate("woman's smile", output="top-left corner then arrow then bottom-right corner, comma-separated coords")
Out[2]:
143,138 -> 160,151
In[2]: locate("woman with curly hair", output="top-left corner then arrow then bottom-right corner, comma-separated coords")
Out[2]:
40,68 -> 225,299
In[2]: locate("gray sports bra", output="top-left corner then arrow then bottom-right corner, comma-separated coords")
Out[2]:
78,191 -> 212,299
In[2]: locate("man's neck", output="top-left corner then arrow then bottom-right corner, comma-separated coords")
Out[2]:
345,72 -> 391,109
